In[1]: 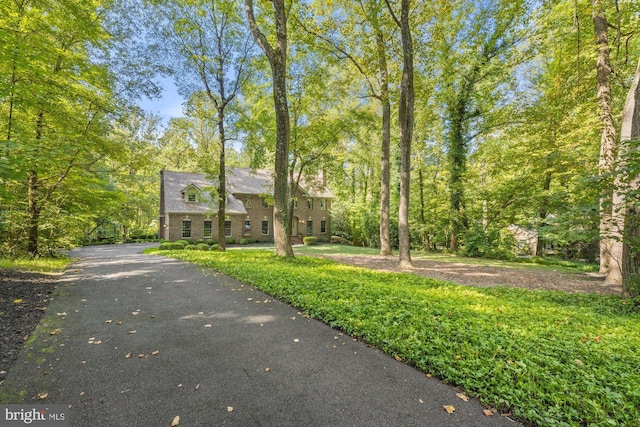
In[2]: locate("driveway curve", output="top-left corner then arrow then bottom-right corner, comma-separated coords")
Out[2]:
1,244 -> 519,426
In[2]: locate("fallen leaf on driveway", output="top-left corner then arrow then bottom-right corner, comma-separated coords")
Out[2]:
50,329 -> 62,335
394,355 -> 403,362
13,299 -> 23,304
204,324 -> 212,328
293,339 -> 299,343
105,320 -> 112,324
483,409 -> 493,416
132,311 -> 140,315
171,415 -> 180,426
227,407 -> 233,412
443,405 -> 455,414
125,353 -> 132,358
128,330 -> 136,334
151,350 -> 159,356
37,392 -> 48,400
456,393 -> 469,402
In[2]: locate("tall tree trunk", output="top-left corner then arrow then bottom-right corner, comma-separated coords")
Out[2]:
245,0 -> 293,257
448,109 -> 466,252
605,58 -> 640,290
27,110 -> 45,256
27,169 -> 39,256
371,8 -> 392,257
593,1 -> 617,274
388,0 -> 414,268
217,109 -> 227,251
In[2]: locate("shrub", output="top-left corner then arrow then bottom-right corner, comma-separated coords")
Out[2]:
210,244 -> 220,251
195,243 -> 210,251
184,244 -> 197,250
175,240 -> 189,247
303,236 -> 318,245
226,237 -> 236,245
196,239 -> 206,244
158,242 -> 185,250
239,238 -> 254,245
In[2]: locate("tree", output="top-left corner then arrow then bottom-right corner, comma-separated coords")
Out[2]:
150,0 -> 252,250
433,0 -> 529,252
605,58 -> 640,290
593,0 -> 617,273
245,0 -> 294,257
385,0 -> 414,267
1,0 -> 117,256
301,0 -> 395,256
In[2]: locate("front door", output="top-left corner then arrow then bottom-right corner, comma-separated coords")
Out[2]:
292,216 -> 298,236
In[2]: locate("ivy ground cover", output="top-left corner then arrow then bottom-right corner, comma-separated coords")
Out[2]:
154,249 -> 640,426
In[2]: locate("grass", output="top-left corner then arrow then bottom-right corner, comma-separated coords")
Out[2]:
0,257 -> 70,274
294,244 -> 599,274
148,247 -> 640,427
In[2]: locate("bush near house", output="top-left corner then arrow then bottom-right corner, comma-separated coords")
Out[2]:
158,242 -> 185,250
303,236 -> 318,245
195,243 -> 210,251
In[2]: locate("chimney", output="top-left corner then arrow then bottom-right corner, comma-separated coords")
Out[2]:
321,168 -> 327,186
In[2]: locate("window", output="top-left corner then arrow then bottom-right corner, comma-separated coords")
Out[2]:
320,199 -> 327,210
306,220 -> 313,235
261,219 -> 269,235
204,220 -> 212,238
225,220 -> 232,237
244,219 -> 252,236
245,197 -> 252,209
262,198 -> 269,209
306,198 -> 313,210
320,219 -> 326,234
292,198 -> 298,209
182,220 -> 192,238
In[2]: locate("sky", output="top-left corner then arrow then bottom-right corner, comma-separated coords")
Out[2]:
137,77 -> 185,125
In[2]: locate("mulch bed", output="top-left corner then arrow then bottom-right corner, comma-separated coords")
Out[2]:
0,269 -> 58,381
315,254 -> 624,296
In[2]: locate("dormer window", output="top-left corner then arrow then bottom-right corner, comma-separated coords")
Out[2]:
187,193 -> 196,202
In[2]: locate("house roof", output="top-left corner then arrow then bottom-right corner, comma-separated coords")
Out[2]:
161,168 -> 333,215
161,170 -> 247,215
227,167 -> 334,198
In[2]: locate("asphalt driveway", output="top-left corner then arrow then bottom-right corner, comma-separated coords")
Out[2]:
1,244 -> 519,426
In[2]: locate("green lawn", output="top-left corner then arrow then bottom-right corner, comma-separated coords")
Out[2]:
0,257 -> 70,274
148,248 -> 639,426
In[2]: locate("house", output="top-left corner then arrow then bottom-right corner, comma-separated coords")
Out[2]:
507,224 -> 538,256
159,168 -> 333,242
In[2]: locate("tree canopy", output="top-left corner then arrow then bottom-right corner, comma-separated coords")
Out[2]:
2,0 -> 640,292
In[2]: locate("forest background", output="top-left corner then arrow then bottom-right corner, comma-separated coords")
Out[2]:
1,0 -> 639,288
